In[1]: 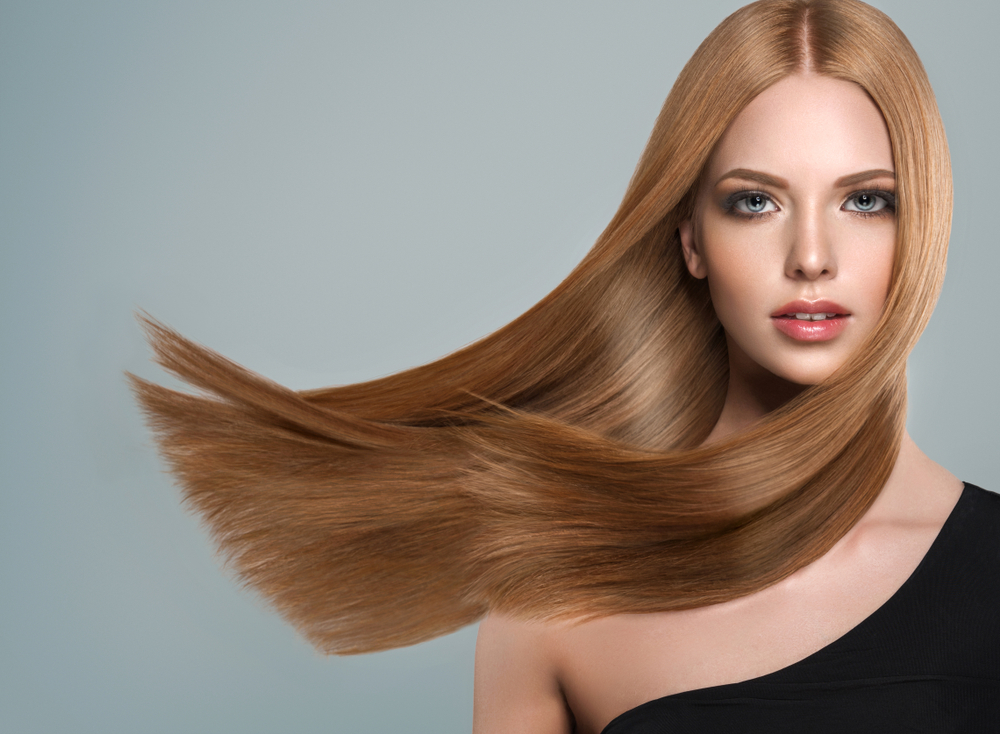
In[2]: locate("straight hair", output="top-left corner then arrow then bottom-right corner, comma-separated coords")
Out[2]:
130,0 -> 951,654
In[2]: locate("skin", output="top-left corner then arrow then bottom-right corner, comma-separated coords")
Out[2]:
680,72 -> 897,439
473,74 -> 963,734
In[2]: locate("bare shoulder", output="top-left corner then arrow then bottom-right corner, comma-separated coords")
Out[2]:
472,437 -> 967,734
474,613 -> 573,734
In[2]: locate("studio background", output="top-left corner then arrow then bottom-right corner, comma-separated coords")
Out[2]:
2,1 -> 996,732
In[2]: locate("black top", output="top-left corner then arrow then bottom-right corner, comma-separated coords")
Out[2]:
601,482 -> 1000,734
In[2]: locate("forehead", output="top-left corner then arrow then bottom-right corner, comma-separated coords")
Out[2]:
704,73 -> 893,182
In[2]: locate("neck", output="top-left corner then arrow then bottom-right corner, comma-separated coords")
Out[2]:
702,336 -> 808,445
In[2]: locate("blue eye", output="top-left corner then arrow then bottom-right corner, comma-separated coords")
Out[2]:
731,192 -> 777,216
844,190 -> 895,214
854,193 -> 877,211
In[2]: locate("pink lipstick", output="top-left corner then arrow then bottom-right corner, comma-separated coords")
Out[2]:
771,300 -> 850,342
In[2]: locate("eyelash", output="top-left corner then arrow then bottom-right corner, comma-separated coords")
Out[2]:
723,188 -> 897,220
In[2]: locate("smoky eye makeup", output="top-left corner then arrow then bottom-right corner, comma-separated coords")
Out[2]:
718,186 -> 898,220
721,188 -> 778,219
843,188 -> 896,217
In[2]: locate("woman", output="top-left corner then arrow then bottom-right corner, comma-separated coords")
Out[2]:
473,3 -> 990,727
130,0 -> 999,730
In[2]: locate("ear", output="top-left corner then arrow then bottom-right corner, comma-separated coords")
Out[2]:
679,218 -> 707,279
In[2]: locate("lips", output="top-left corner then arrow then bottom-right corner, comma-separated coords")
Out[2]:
771,300 -> 850,342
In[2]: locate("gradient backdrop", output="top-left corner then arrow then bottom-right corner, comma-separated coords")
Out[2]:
2,1 -> 997,732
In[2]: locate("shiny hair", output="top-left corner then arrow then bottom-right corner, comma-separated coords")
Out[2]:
130,0 -> 951,654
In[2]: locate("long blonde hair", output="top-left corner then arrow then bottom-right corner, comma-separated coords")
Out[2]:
130,0 -> 951,654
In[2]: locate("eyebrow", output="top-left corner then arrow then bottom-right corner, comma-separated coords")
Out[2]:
715,169 -> 788,188
715,168 -> 896,189
834,169 -> 895,187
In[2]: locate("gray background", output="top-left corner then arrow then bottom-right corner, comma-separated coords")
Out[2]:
2,1 -> 996,732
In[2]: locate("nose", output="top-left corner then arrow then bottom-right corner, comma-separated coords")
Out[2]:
785,204 -> 836,281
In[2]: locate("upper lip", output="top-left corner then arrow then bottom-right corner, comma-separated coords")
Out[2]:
771,299 -> 850,317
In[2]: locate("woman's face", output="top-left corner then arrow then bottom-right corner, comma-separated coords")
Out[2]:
680,74 -> 896,392
679,73 -> 896,388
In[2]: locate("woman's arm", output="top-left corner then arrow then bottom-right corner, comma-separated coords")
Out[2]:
473,614 -> 574,734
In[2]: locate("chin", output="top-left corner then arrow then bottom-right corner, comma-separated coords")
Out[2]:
727,334 -> 847,391
767,363 -> 839,388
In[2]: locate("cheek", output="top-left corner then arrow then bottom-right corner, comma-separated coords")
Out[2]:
705,267 -> 758,323
699,226 -> 775,324
849,229 -> 896,310
876,242 -> 895,299
701,256 -> 776,364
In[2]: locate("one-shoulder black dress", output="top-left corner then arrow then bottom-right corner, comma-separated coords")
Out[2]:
601,482 -> 1000,733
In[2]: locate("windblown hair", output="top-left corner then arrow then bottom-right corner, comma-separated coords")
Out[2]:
130,0 -> 951,654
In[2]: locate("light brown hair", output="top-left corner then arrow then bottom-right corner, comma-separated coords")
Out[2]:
130,0 -> 951,654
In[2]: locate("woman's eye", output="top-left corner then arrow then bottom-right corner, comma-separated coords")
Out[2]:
843,191 -> 894,214
732,193 -> 777,215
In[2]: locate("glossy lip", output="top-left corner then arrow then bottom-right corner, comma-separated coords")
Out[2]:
771,299 -> 851,342
770,299 -> 850,317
